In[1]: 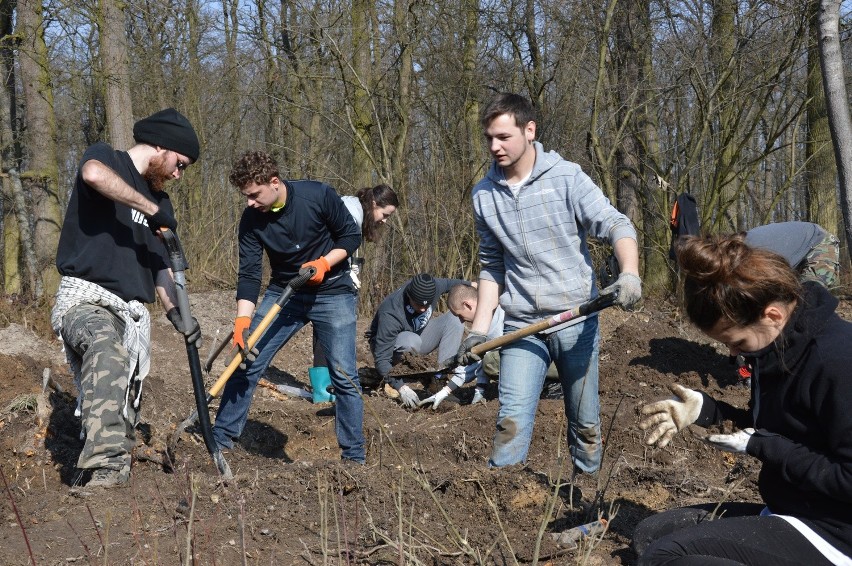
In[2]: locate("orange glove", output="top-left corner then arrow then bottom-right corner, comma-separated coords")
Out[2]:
232,316 -> 251,351
301,256 -> 330,285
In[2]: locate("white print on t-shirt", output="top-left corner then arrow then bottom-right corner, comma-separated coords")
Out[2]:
131,209 -> 149,227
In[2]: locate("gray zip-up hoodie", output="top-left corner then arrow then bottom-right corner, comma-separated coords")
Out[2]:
472,142 -> 636,327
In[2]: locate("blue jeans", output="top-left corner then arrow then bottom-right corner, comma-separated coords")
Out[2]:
213,290 -> 365,462
489,316 -> 600,472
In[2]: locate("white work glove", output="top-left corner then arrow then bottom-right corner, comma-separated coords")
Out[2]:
397,385 -> 419,409
418,386 -> 451,409
350,263 -> 362,290
705,428 -> 755,454
471,388 -> 486,405
639,383 -> 703,448
603,272 -> 642,309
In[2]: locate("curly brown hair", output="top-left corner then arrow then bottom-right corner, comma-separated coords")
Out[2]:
229,151 -> 280,189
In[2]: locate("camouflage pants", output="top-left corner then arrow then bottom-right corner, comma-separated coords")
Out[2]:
798,233 -> 840,289
61,303 -> 139,476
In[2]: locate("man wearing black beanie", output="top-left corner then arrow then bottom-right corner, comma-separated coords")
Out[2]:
52,107 -> 201,495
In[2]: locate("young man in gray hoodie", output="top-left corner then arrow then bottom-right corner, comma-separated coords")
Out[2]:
457,92 -> 642,474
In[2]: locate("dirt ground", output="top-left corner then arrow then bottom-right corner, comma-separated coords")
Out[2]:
0,290 -> 848,565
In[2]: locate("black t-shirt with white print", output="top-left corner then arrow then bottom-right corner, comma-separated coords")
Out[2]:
56,142 -> 171,303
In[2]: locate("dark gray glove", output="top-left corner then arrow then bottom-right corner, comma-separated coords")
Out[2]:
455,331 -> 487,367
146,208 -> 177,234
166,307 -> 202,347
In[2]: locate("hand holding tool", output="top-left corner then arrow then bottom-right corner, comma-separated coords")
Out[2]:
167,307 -> 201,347
704,428 -> 755,453
455,331 -> 487,366
301,256 -> 330,285
603,272 -> 642,309
146,208 -> 177,234
230,316 -> 259,368
639,383 -> 703,448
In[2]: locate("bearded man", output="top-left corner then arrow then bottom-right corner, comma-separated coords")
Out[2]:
52,108 -> 202,493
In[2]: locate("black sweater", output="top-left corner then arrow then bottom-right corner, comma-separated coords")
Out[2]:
695,282 -> 852,557
236,180 -> 361,302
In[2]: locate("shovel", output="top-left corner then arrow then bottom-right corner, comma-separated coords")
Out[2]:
160,228 -> 232,478
170,267 -> 316,444
436,291 -> 620,375
413,292 -> 619,408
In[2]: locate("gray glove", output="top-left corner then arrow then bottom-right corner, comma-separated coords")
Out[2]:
238,345 -> 259,370
166,307 -> 202,347
603,272 -> 642,309
455,331 -> 487,367
418,386 -> 451,409
639,383 -> 703,448
397,385 -> 419,409
705,428 -> 755,453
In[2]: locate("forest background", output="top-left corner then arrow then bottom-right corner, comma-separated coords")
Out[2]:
1,0 -> 851,317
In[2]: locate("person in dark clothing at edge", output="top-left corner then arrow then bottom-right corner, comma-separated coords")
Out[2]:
212,150 -> 365,464
51,108 -> 202,493
635,233 -> 852,566
734,221 -> 840,387
366,273 -> 469,409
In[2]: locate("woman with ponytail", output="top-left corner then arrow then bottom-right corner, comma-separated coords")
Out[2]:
341,184 -> 399,289
634,233 -> 852,566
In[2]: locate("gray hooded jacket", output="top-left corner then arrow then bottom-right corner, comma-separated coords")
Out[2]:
472,141 -> 636,327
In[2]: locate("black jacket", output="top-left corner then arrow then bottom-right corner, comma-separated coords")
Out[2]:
696,283 -> 852,556
236,180 -> 361,302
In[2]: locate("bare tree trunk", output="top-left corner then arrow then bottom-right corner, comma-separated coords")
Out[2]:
709,0 -> 740,231
18,0 -> 61,296
0,0 -> 36,296
98,0 -> 134,148
0,0 -> 17,293
805,0 -> 838,235
389,0 -> 413,189
817,0 -> 852,263
350,0 -> 373,187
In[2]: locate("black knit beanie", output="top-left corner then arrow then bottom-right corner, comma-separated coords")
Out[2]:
405,273 -> 436,306
133,108 -> 200,163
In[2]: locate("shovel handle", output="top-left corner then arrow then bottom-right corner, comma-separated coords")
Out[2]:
469,291 -> 618,356
207,266 -> 318,398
